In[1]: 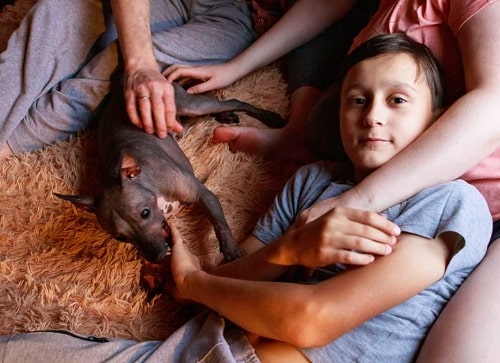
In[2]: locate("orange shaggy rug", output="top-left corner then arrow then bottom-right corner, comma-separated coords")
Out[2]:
0,0 -> 297,340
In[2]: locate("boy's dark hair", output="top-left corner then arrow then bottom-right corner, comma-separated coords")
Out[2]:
338,33 -> 446,110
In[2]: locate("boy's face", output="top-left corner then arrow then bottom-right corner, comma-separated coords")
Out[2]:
340,53 -> 435,181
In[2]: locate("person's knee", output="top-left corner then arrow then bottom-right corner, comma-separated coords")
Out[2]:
0,144 -> 13,161
249,335 -> 309,363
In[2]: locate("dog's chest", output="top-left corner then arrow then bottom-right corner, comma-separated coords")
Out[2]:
157,196 -> 184,218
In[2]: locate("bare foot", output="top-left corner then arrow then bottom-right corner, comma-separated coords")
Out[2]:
212,126 -> 315,163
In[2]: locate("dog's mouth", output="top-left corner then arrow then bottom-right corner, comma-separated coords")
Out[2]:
162,219 -> 172,254
157,197 -> 184,255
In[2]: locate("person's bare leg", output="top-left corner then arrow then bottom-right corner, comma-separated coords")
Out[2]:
0,144 -> 13,161
212,86 -> 322,162
417,239 -> 500,362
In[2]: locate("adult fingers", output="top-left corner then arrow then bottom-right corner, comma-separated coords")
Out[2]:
125,90 -> 144,129
161,88 -> 182,134
149,91 -> 167,138
137,94 -> 155,134
131,81 -> 182,137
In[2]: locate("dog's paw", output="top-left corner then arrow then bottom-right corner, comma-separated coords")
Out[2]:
222,245 -> 246,263
212,111 -> 240,125
139,257 -> 173,300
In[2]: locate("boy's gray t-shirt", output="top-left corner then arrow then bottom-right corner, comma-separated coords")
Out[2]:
253,161 -> 492,362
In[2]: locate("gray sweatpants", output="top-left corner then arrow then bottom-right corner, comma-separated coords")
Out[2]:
0,311 -> 260,362
0,0 -> 254,154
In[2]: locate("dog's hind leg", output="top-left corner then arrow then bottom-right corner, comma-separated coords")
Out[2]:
173,83 -> 286,128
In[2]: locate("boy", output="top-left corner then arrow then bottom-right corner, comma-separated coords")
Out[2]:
168,33 -> 492,362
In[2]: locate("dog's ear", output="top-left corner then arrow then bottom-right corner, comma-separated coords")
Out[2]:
53,193 -> 97,213
120,153 -> 141,180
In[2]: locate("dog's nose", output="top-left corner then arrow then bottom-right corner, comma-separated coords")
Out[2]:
143,245 -> 166,264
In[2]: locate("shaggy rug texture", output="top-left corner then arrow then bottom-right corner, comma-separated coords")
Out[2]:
0,0 -> 298,340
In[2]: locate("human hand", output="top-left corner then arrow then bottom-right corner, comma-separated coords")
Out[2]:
168,220 -> 202,301
124,68 -> 183,138
269,207 -> 400,267
163,62 -> 243,95
292,196 -> 338,229
293,187 -> 370,229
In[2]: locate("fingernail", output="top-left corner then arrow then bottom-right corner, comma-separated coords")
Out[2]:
393,225 -> 401,236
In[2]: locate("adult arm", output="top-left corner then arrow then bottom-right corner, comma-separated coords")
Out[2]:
110,0 -> 181,137
171,223 -> 453,347
296,2 -> 500,224
164,0 -> 357,93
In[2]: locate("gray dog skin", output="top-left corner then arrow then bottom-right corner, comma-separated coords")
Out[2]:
55,82 -> 285,264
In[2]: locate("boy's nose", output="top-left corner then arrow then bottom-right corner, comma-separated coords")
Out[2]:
364,102 -> 387,127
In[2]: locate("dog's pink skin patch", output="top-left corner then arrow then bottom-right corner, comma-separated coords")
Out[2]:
157,197 -> 184,218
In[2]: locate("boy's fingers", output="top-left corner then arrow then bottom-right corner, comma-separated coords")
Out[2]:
167,220 -> 182,246
349,209 -> 401,236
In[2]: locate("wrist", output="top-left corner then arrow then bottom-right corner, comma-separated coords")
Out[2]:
337,186 -> 371,211
226,58 -> 251,82
266,234 -> 295,265
124,55 -> 158,74
180,270 -> 208,302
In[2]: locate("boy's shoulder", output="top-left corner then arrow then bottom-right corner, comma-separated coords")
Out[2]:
294,161 -> 350,182
414,179 -> 485,203
388,179 -> 491,250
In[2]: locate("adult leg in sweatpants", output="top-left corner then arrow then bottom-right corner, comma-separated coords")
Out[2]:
0,0 -> 107,155
1,0 -> 255,155
0,311 -> 259,362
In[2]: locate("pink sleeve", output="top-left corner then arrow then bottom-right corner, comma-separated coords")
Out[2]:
448,0 -> 498,34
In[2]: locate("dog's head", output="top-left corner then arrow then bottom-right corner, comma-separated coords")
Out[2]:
54,189 -> 171,264
54,156 -> 171,263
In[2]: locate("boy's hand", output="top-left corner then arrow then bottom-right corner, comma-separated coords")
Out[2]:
168,221 -> 202,301
270,207 -> 400,267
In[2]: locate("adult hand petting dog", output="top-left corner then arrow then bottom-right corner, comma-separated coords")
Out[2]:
124,67 -> 182,138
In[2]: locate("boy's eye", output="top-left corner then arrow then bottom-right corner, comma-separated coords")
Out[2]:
391,97 -> 407,104
352,97 -> 366,105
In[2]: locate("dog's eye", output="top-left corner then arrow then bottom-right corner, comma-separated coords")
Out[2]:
115,234 -> 127,242
141,208 -> 151,219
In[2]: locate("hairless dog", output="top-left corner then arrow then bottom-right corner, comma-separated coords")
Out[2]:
56,75 -> 285,264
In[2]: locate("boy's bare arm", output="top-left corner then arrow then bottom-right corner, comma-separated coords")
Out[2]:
210,235 -> 290,281
180,232 -> 455,347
